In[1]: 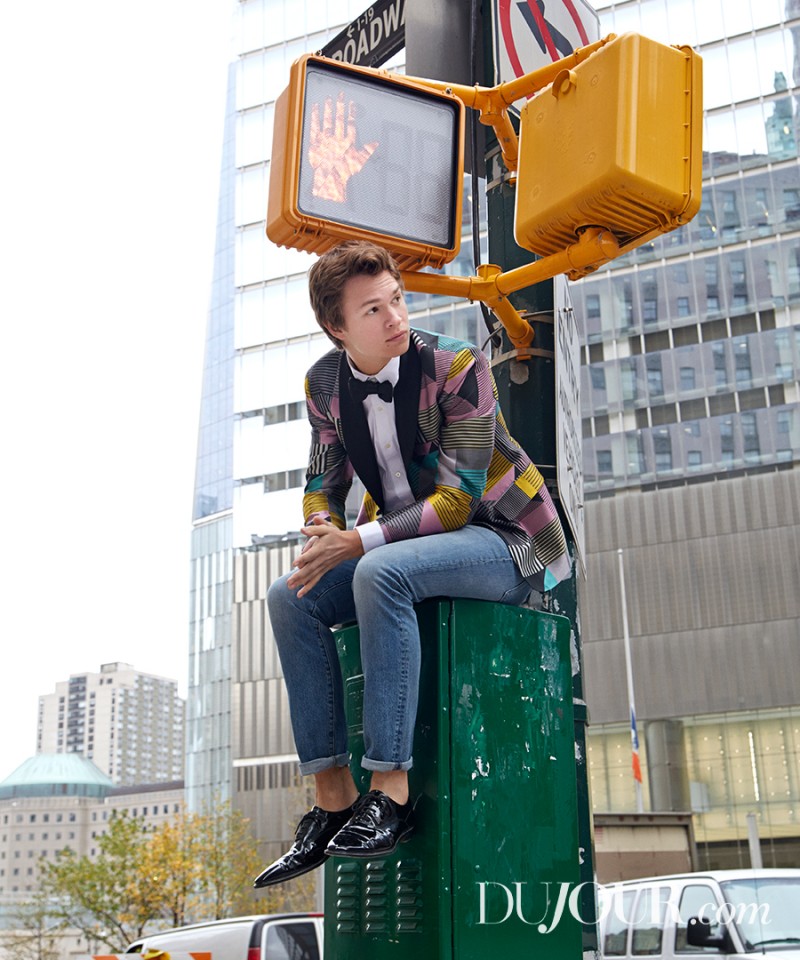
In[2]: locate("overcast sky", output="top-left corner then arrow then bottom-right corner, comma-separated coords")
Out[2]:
0,0 -> 235,778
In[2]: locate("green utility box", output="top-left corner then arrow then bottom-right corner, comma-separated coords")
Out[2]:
324,598 -> 581,960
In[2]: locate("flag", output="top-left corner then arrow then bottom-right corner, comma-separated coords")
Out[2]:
630,706 -> 643,783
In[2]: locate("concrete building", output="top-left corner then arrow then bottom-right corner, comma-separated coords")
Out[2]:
0,754 -> 182,924
36,663 -> 185,787
188,0 -> 800,872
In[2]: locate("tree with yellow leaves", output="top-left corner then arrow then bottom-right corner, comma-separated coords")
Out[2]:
36,802 -> 273,951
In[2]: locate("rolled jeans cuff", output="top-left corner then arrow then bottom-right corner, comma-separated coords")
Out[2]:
297,752 -> 351,776
361,756 -> 414,772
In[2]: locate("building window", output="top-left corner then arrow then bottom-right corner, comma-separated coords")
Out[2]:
741,412 -> 760,461
680,367 -> 696,391
734,338 -> 752,386
783,188 -> 800,222
597,450 -> 613,475
712,342 -> 728,387
653,430 -> 672,471
621,360 -> 638,403
646,356 -> 664,397
676,296 -> 691,317
720,419 -> 735,463
591,367 -> 607,390
777,410 -> 792,434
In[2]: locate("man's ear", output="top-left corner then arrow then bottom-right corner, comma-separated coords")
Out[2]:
322,322 -> 344,349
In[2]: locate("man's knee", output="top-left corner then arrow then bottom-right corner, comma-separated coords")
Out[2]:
267,571 -> 294,617
352,548 -> 408,600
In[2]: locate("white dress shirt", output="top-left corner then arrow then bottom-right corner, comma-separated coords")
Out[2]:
348,355 -> 415,552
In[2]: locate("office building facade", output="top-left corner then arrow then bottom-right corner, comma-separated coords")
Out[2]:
0,753 -> 182,935
575,0 -> 800,867
36,663 -> 185,788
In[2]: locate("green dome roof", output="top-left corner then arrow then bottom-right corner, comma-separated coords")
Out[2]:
0,754 -> 114,799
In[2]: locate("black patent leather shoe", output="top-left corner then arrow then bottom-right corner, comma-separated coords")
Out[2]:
253,802 -> 357,887
324,790 -> 414,858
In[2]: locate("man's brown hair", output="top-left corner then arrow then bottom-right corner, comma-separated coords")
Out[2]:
308,241 -> 403,348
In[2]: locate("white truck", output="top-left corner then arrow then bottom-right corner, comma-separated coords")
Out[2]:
124,913 -> 323,960
598,869 -> 800,960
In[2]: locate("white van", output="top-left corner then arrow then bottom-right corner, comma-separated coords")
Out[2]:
124,913 -> 323,960
598,870 -> 800,960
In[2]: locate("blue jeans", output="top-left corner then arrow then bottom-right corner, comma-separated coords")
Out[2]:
268,524 -> 531,775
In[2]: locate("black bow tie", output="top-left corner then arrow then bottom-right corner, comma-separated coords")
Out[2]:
349,377 -> 394,403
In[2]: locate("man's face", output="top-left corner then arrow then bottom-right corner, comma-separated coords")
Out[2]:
334,270 -> 410,375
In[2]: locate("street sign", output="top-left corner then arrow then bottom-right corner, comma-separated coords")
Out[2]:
320,0 -> 406,68
491,0 -> 600,91
554,275 -> 585,575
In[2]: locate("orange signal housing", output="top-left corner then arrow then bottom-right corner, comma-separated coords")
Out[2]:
267,54 -> 465,271
514,33 -> 703,257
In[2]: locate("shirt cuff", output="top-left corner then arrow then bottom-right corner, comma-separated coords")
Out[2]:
356,520 -> 387,553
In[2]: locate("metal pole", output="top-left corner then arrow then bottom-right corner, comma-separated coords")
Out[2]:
618,548 -> 644,813
746,812 -> 764,869
482,36 -> 598,960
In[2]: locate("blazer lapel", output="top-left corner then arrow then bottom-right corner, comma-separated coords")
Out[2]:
337,350 -> 386,513
394,337 -> 422,470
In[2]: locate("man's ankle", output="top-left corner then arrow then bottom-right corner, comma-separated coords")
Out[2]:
369,772 -> 409,806
314,767 -> 359,812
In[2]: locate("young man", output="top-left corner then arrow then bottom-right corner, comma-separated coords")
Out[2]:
253,240 -> 570,888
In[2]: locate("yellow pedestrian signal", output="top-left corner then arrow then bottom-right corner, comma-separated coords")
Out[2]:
267,55 -> 465,270
514,33 -> 702,258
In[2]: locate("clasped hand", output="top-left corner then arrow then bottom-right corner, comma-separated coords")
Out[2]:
288,516 -> 364,598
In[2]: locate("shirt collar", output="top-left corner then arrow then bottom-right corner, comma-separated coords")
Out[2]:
347,354 -> 400,386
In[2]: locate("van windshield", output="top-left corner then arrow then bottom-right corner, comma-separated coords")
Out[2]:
719,877 -> 800,952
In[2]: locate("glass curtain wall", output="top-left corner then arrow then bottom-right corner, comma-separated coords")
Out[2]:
575,0 -> 800,494
231,0 -> 487,549
588,707 -> 800,867
187,63 -> 238,808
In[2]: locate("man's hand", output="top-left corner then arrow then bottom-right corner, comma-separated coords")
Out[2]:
288,516 -> 364,598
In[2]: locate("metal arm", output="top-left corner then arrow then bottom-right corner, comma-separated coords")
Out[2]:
403,35 -> 615,173
401,227 -> 620,353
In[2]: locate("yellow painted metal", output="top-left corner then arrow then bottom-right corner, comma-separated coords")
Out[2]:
404,34 -> 616,174
514,33 -> 703,257
266,34 -> 701,351
400,226 -> 620,351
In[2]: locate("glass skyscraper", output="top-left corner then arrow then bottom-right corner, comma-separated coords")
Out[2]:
190,0 -> 800,868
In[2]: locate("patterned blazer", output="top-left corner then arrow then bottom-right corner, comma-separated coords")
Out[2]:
302,329 -> 571,591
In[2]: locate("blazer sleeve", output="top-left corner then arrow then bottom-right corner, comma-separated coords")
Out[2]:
301,375 -> 353,531
377,344 -> 496,542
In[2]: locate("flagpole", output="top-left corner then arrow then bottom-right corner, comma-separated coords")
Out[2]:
618,548 -> 644,813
